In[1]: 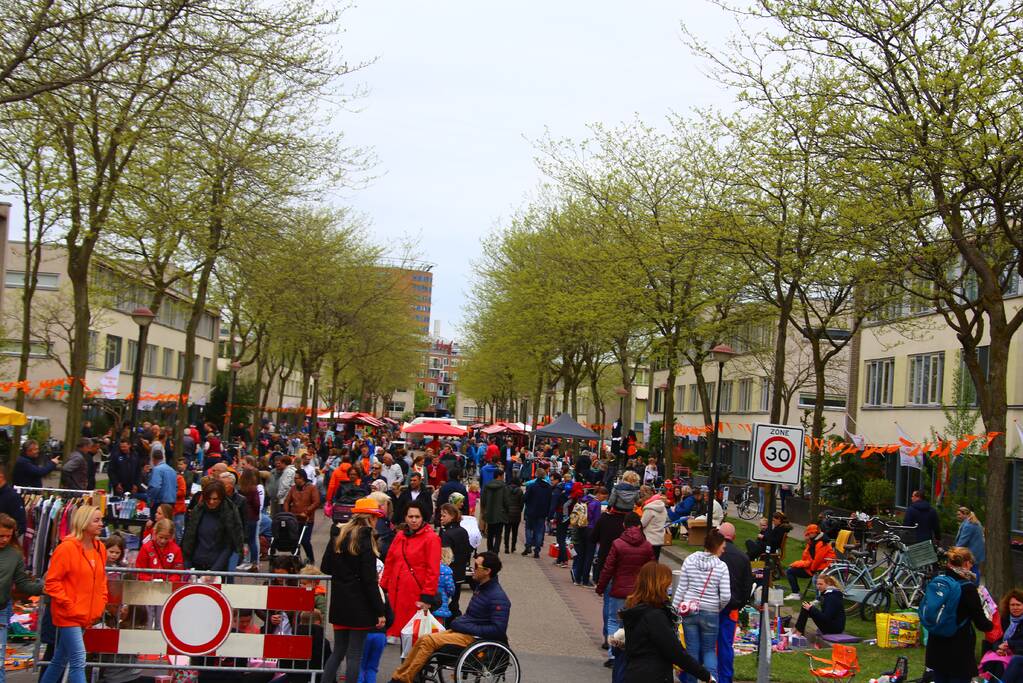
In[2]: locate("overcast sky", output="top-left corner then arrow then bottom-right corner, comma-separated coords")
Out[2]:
330,1 -> 738,338
1,2 -> 740,339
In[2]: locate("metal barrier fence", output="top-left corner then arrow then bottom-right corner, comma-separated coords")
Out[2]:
34,567 -> 330,681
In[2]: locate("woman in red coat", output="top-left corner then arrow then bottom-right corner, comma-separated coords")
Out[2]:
380,500 -> 440,638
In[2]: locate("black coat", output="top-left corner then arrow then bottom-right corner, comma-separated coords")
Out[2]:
924,570 -> 992,678
440,522 -> 472,583
523,479 -> 554,520
394,487 -> 433,526
720,540 -> 754,611
505,483 -> 524,522
13,454 -> 56,489
621,602 -> 709,683
999,611 -> 1023,654
591,511 -> 627,575
904,499 -> 941,543
320,526 -> 386,628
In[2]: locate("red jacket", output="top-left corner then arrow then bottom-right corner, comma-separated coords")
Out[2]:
595,526 -> 655,598
379,525 -> 440,638
135,538 -> 185,581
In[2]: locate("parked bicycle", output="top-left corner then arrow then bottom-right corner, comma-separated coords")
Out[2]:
732,484 -> 761,520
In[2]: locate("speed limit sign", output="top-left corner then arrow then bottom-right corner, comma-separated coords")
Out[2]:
750,422 -> 805,485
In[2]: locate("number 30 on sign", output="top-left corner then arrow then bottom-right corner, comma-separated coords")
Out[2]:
749,423 -> 805,486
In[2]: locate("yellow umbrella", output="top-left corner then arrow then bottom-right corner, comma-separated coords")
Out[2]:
0,405 -> 27,426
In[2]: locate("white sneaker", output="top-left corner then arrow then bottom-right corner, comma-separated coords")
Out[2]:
785,593 -> 801,601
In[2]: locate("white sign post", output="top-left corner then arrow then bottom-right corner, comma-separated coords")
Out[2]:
749,422 -> 805,486
750,422 -> 805,683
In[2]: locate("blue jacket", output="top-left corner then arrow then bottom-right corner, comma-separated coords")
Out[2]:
674,495 -> 696,517
435,564 -> 456,619
148,462 -> 178,508
954,519 -> 985,563
13,454 -> 56,489
0,483 -> 26,535
480,463 -> 498,487
522,478 -> 553,520
450,578 -> 511,641
903,499 -> 941,543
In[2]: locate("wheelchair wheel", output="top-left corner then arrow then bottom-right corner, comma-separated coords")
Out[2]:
455,641 -> 521,683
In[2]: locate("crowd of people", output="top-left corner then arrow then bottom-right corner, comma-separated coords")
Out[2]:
0,418 -> 1020,683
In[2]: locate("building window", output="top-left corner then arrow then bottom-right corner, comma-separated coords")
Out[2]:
738,378 -> 753,412
798,394 -> 848,409
177,352 -> 186,379
865,358 -> 895,406
163,348 -> 173,377
144,344 -> 158,374
427,383 -> 436,392
386,401 -> 406,413
675,386 -> 685,413
706,382 -> 716,408
4,271 -> 60,290
193,354 -> 200,380
908,352 -> 944,406
87,330 -> 100,368
463,405 -> 484,419
202,357 -> 210,382
105,335 -> 122,370
127,340 -> 138,369
653,388 -> 663,414
960,346 -> 990,406
688,384 -> 699,413
759,377 -> 772,412
720,380 -> 733,412
0,339 -> 49,357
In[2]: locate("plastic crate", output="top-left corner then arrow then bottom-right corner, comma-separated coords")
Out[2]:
904,541 -> 938,569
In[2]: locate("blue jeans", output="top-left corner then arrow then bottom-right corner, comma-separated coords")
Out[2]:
358,632 -> 387,683
40,626 -> 87,683
717,609 -> 737,683
605,594 -> 625,660
681,610 -> 719,683
259,513 -> 272,538
0,601 -> 10,683
611,646 -> 628,683
572,535 -> 595,585
524,517 -> 546,554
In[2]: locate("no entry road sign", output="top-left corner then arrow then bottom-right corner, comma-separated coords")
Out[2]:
749,422 -> 805,486
160,583 -> 232,656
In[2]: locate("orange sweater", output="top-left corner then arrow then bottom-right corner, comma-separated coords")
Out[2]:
326,463 -> 352,503
44,536 -> 108,627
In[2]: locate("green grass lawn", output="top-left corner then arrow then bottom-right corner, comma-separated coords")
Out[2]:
671,519 -> 927,682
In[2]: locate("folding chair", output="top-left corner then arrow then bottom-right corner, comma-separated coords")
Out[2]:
805,644 -> 860,683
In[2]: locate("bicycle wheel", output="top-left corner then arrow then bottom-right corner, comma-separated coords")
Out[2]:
737,496 -> 760,520
860,585 -> 891,621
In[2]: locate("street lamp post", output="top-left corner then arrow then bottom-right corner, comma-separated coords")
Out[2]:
128,307 -> 155,448
223,360 -> 242,440
706,344 -> 736,528
310,371 -> 321,443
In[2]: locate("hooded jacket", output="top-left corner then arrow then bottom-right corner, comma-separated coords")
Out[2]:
640,495 -> 668,547
481,478 -> 511,525
904,498 -> 941,543
595,526 -> 655,598
671,550 -> 731,615
44,535 -> 108,627
320,526 -> 386,628
608,482 -> 640,513
620,602 -> 710,683
791,534 -> 836,574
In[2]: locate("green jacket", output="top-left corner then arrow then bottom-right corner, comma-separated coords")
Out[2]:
181,498 -> 245,562
0,544 -> 42,603
481,479 -> 511,525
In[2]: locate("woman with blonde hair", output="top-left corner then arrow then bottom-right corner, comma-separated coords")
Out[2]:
619,562 -> 711,683
954,506 -> 986,584
320,498 -> 386,683
793,574 -> 845,637
41,505 -> 108,683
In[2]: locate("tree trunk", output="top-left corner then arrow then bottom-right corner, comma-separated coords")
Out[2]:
976,330 -> 1011,599
63,250 -> 92,457
662,363 -> 678,467
531,368 -> 544,427
809,343 -> 827,520
173,257 -> 214,457
11,190 -> 41,473
770,301 -> 793,424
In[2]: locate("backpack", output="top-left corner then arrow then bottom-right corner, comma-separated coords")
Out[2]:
918,574 -> 968,637
569,500 -> 589,528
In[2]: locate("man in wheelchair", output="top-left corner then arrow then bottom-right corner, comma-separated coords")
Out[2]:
388,551 -> 511,683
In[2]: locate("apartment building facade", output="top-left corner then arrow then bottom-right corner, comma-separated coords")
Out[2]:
1,239 -> 219,439
852,296 -> 1023,533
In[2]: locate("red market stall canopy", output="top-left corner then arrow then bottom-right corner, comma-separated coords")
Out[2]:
481,422 -> 528,435
402,421 -> 467,437
335,411 -> 384,427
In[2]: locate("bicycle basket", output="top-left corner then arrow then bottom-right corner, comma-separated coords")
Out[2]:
904,541 -> 938,569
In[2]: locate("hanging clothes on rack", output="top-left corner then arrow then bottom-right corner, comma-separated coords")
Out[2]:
15,486 -> 103,576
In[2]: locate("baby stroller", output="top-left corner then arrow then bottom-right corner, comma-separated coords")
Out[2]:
270,512 -> 305,556
331,482 -> 365,524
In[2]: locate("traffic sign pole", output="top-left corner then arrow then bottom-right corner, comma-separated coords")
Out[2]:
748,422 -> 804,683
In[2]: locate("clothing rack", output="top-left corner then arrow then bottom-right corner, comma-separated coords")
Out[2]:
15,485 -> 96,495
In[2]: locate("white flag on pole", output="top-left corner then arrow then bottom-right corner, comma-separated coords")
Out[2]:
99,364 -> 121,399
896,423 -> 922,469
